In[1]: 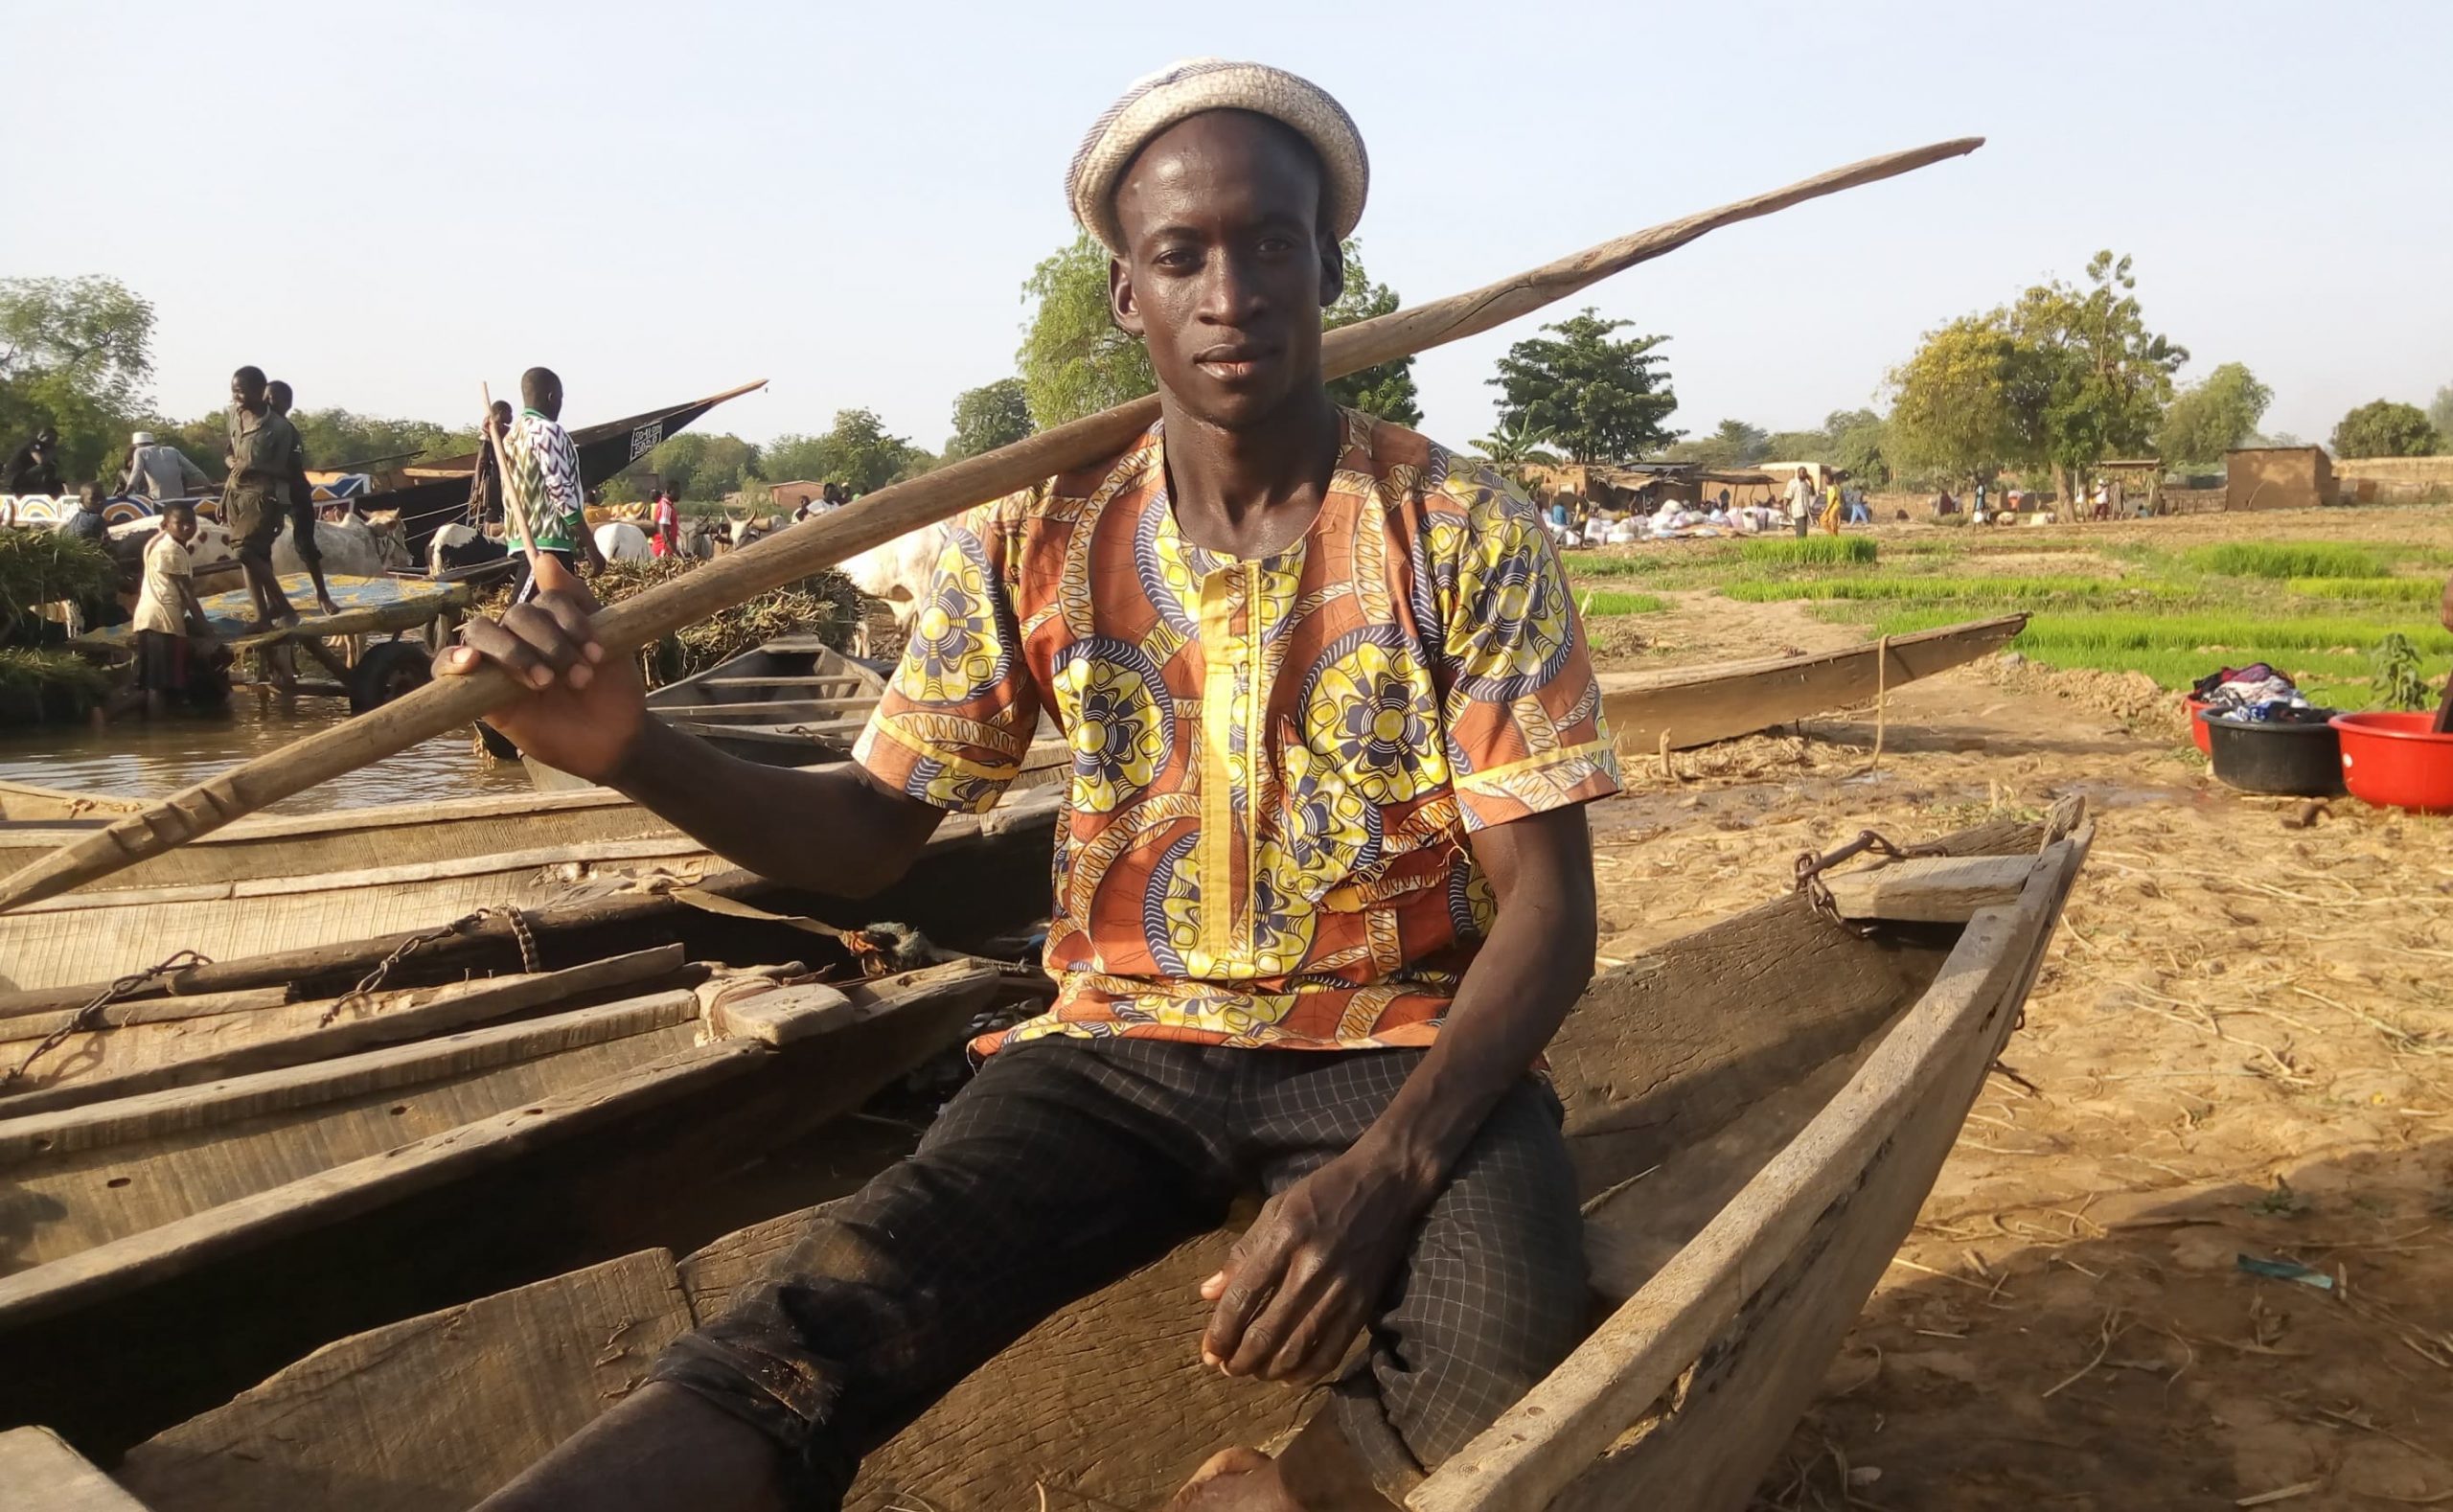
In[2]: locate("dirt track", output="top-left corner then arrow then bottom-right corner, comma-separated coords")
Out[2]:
1578,584 -> 2453,1510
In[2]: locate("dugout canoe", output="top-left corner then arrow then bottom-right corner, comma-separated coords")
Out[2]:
1595,613 -> 2026,756
0,950 -> 1020,1460
103,802 -> 2092,1512
521,634 -> 889,792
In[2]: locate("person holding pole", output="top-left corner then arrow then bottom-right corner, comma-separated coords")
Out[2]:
490,366 -> 605,604
448,59 -> 1617,1512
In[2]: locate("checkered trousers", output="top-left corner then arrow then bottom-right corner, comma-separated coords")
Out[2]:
648,1038 -> 1589,1508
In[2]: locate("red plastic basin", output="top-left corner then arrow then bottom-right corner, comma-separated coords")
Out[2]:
2184,697 -> 2212,755
2330,712 -> 2453,813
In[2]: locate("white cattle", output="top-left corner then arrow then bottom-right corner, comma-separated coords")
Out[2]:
593,520 -> 653,563
837,522 -> 951,655
277,512 -> 408,578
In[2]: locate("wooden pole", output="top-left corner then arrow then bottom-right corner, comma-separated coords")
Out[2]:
0,136 -> 1983,913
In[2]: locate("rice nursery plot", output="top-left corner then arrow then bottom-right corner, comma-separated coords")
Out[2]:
1739,537 -> 1877,567
2180,540 -> 2388,579
1575,589 -> 1668,617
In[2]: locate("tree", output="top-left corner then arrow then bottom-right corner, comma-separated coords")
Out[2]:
1886,314 -> 2038,484
2426,383 -> 2453,447
767,409 -> 929,494
1016,233 -> 1154,428
2331,400 -> 2442,460
1665,418 -> 1767,468
2007,251 -> 2187,497
1321,242 -> 1421,425
943,378 -> 1034,461
1487,308 -> 1678,464
0,275 -> 156,484
2156,362 -> 2272,466
641,431 -> 763,500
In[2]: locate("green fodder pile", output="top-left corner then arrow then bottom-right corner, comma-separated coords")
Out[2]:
0,647 -> 112,701
0,529 -> 118,645
475,557 -> 868,689
2181,541 -> 2387,579
1739,536 -> 1878,567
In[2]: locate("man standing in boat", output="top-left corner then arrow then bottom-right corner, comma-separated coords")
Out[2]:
490,366 -> 606,603
447,59 -> 1617,1512
266,379 -> 341,618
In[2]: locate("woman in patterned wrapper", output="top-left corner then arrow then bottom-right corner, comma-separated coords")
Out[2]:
443,58 -> 1618,1512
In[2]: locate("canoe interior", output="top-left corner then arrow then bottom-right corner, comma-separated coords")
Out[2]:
106,810 -> 2084,1512
0,957 -> 1007,1461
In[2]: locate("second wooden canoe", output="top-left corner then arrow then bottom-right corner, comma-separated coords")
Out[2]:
105,804 -> 2090,1512
1596,613 -> 2025,756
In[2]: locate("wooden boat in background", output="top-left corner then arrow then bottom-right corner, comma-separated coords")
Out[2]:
104,804 -> 2090,1512
522,635 -> 888,792
0,947 -> 1021,1460
1596,613 -> 2026,756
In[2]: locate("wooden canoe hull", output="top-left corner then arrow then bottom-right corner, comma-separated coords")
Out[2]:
0,960 -> 1003,1460
524,637 -> 887,790
106,809 -> 2088,1512
0,787 -> 681,895
1595,614 -> 2025,756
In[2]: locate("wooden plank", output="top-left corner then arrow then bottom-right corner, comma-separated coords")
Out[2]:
0,1038 -> 764,1329
705,981 -> 855,1046
1596,615 -> 2024,756
1822,853 -> 2038,923
653,697 -> 874,720
0,990 -> 701,1162
1409,831 -> 2087,1512
118,1251 -> 693,1512
0,986 -> 290,1038
0,946 -> 689,1114
0,1425 -> 156,1509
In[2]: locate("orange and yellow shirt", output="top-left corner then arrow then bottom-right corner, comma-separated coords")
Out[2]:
854,410 -> 1620,1054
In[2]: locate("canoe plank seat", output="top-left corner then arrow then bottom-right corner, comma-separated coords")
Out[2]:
1823,854 -> 2037,923
0,1425 -> 151,1510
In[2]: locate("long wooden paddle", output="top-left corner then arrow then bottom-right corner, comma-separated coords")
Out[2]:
0,136 -> 1983,913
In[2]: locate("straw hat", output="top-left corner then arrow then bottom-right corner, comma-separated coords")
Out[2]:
1067,58 -> 1367,256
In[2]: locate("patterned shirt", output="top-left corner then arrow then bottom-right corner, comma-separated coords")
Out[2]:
855,410 -> 1620,1055
501,409 -> 585,553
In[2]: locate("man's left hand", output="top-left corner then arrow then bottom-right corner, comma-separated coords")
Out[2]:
1200,1152 -> 1425,1384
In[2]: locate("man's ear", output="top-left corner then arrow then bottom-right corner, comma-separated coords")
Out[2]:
1110,256 -> 1143,337
1318,235 -> 1345,310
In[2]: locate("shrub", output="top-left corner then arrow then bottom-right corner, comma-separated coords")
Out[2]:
1738,537 -> 1878,567
2182,542 -> 2386,580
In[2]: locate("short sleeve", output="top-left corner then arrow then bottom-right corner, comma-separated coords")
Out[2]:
1430,465 -> 1620,830
852,500 -> 1043,814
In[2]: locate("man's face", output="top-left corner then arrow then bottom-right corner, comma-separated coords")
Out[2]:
232,373 -> 264,413
1110,111 -> 1340,432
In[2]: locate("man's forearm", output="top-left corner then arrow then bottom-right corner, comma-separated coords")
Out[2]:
1350,867 -> 1596,1201
606,717 -> 942,896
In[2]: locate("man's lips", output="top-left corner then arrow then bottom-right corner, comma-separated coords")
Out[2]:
1193,343 -> 1279,375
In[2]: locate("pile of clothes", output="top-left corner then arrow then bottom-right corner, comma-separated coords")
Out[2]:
2193,663 -> 2320,722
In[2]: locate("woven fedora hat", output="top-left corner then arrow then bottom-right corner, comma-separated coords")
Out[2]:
1066,58 -> 1368,257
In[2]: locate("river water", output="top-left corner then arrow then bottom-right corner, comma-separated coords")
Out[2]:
0,698 -> 531,813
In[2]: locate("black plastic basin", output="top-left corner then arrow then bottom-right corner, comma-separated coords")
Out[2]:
2206,710 -> 2346,796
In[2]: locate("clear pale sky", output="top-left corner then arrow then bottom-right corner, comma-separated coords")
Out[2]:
11,0 -> 2447,455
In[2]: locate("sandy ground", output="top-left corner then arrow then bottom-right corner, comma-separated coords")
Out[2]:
1568,565 -> 2453,1511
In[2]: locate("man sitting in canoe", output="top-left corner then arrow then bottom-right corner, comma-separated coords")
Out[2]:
445,58 -> 1620,1512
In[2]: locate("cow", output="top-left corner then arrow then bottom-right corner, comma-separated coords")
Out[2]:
593,520 -> 653,563
275,511 -> 408,578
427,522 -> 509,577
837,522 -> 951,657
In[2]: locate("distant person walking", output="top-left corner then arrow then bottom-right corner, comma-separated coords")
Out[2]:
122,430 -> 210,501
1819,474 -> 1844,535
1844,481 -> 1871,525
222,365 -> 305,629
5,427 -> 61,495
1784,466 -> 1815,538
266,379 -> 339,617
492,366 -> 606,604
651,486 -> 680,558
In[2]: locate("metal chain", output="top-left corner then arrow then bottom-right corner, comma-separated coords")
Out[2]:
1794,828 -> 1943,935
4,949 -> 216,1088
317,905 -> 539,1026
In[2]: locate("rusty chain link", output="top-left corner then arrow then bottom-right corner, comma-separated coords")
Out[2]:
4,949 -> 216,1088
317,905 -> 539,1026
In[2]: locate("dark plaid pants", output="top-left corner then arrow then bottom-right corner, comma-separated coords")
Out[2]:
649,1037 -> 1588,1508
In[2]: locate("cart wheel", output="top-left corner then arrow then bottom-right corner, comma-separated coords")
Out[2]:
349,639 -> 432,713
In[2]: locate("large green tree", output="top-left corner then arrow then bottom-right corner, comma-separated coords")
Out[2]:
1016,233 -> 1155,429
1665,418 -> 1767,468
0,275 -> 156,485
2156,362 -> 2272,465
642,431 -> 763,500
1320,243 -> 1421,426
1886,315 -> 2041,484
2426,383 -> 2453,447
1016,236 -> 1420,429
943,378 -> 1034,461
2008,251 -> 2187,495
2331,400 -> 2442,459
1487,308 -> 1678,465
767,409 -> 931,494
